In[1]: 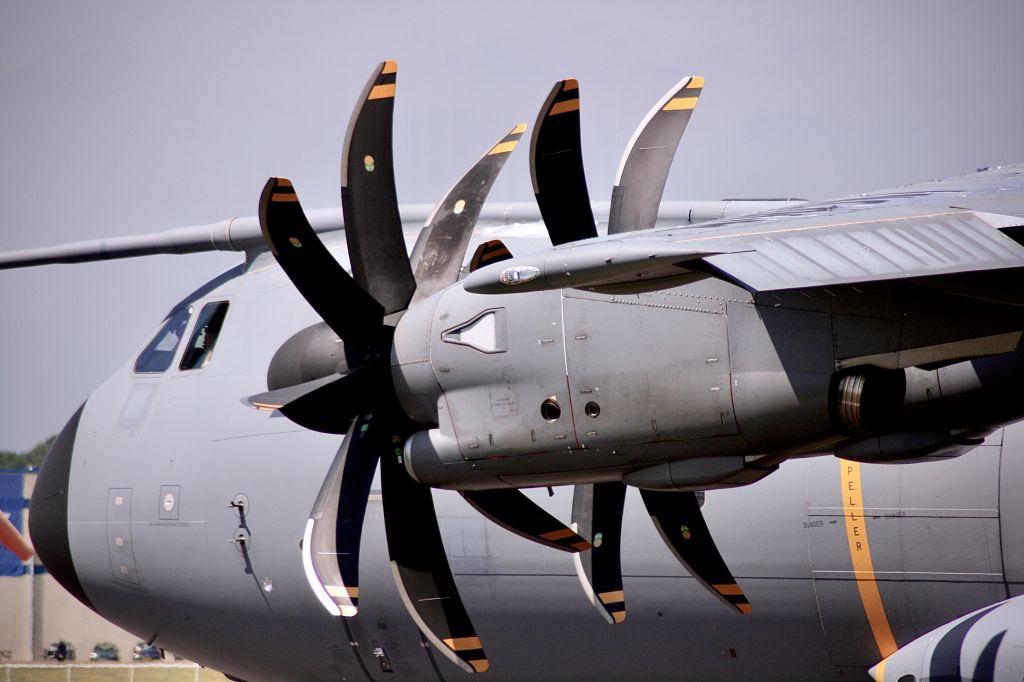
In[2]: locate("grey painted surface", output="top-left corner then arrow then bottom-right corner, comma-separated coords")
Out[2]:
62,413 -> 1024,680
44,238 -> 1024,678
17,150 -> 1024,680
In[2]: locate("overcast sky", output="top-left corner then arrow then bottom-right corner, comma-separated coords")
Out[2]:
2,1 -> 1023,451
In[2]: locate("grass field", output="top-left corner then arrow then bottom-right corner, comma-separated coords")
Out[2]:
1,664 -> 228,682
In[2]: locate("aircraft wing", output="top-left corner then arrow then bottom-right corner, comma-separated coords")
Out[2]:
690,165 -> 1024,292
464,165 -> 1024,296
0,200 -> 800,270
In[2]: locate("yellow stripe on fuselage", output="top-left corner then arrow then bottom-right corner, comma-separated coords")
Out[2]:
840,460 -> 898,658
872,656 -> 888,682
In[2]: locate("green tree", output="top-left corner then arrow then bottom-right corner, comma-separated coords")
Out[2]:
0,436 -> 56,469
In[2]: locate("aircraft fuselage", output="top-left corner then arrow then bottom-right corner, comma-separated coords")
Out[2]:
29,240 -> 1024,680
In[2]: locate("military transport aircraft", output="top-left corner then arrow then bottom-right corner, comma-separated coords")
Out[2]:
3,61 -> 1024,681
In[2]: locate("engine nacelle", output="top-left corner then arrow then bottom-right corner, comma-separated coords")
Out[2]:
832,367 -> 906,435
834,429 -> 987,464
622,456 -> 778,491
829,349 -> 1024,460
393,275 -> 1024,490
394,281 -> 815,489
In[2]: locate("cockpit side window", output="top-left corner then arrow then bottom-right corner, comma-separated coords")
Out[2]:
134,305 -> 193,374
179,301 -> 230,371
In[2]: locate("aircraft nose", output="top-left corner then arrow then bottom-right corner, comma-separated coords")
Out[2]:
29,404 -> 94,609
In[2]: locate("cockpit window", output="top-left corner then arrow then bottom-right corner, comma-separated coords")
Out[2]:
134,305 -> 193,373
179,301 -> 229,371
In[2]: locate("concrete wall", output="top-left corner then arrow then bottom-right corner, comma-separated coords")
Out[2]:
0,571 -> 33,661
1,472 -> 143,663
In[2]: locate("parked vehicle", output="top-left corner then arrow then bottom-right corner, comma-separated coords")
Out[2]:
44,641 -> 75,661
90,642 -> 119,661
132,642 -> 164,661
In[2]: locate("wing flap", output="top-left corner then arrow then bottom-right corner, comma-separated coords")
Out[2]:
696,209 -> 1024,292
950,196 -> 1024,219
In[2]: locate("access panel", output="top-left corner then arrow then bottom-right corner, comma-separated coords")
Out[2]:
562,290 -> 737,451
431,289 -> 574,460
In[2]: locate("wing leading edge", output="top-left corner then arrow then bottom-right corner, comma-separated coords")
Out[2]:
464,165 -> 1024,297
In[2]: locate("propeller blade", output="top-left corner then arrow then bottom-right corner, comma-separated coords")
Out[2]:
461,488 -> 591,553
1,510 -> 33,562
381,438 -> 488,673
468,239 -> 513,273
639,489 -> 751,614
301,415 -> 380,616
248,365 -> 387,435
409,123 -> 527,305
571,482 -> 626,624
530,79 -> 598,246
249,373 -> 341,411
608,76 -> 704,235
340,60 -> 416,314
259,177 -> 384,348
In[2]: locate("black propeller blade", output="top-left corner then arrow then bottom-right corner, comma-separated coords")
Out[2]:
256,60 -> 507,668
530,79 -> 598,246
572,481 -> 746,619
340,60 -> 416,314
381,435 -> 489,673
259,177 -> 383,349
608,76 -> 704,235
571,482 -> 627,624
302,415 -> 379,616
248,367 -> 387,435
639,489 -> 751,614
462,488 -> 591,553
410,123 -> 526,305
468,239 -> 513,272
